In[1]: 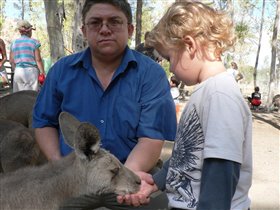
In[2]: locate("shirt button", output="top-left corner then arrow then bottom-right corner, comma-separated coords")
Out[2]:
100,120 -> 104,124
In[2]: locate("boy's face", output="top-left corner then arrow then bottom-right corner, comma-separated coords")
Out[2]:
82,3 -> 134,59
157,45 -> 200,86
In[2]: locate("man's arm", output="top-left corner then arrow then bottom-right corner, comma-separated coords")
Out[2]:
35,127 -> 62,161
124,137 -> 164,172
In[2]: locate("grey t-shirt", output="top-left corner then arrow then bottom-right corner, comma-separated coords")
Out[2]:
166,72 -> 252,210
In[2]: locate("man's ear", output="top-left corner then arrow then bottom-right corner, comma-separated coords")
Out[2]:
182,35 -> 196,56
81,25 -> 87,40
128,24 -> 134,39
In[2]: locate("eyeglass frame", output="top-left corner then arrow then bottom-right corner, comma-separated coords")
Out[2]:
84,17 -> 130,32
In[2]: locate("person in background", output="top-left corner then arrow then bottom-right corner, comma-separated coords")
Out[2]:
135,31 -> 162,62
170,75 -> 182,123
170,75 -> 180,100
9,20 -> 45,92
227,61 -> 243,82
0,38 -> 7,70
32,0 -> 176,208
0,38 -> 8,88
248,86 -> 261,110
118,2 -> 253,210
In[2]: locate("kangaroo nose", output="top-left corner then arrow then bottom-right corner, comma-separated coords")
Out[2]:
135,175 -> 141,185
136,179 -> 141,185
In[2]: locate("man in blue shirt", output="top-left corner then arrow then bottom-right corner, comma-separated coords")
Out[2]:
32,0 -> 176,176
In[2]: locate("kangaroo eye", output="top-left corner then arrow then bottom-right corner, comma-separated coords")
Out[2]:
110,167 -> 119,178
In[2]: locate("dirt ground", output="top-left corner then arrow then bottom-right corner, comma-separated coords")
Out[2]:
249,116 -> 279,210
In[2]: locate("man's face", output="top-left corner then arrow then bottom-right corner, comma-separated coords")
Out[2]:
82,3 -> 134,59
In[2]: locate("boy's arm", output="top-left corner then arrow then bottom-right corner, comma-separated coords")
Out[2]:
197,158 -> 240,210
152,158 -> 170,191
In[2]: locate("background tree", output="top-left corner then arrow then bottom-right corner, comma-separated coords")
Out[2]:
43,0 -> 65,62
0,0 -> 6,31
71,0 -> 87,53
267,0 -> 279,106
135,0 -> 143,47
253,0 -> 265,88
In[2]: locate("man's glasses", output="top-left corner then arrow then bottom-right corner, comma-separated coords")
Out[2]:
85,18 -> 126,32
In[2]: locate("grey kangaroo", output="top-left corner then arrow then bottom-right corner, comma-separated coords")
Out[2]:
0,112 -> 141,210
0,119 -> 46,173
0,90 -> 38,128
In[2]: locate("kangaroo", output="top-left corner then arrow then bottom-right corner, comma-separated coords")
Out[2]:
0,112 -> 141,210
0,90 -> 38,128
0,119 -> 47,173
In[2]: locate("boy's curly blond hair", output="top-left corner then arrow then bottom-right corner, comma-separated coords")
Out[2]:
147,1 -> 236,59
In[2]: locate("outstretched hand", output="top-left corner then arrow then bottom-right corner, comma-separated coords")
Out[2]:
117,171 -> 158,207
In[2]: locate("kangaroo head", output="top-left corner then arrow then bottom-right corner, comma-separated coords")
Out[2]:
59,112 -> 141,195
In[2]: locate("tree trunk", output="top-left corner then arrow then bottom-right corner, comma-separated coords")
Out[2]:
267,0 -> 279,107
21,0 -> 25,20
72,0 -> 87,53
135,0 -> 143,47
43,0 -> 65,63
227,0 -> 234,19
253,0 -> 265,88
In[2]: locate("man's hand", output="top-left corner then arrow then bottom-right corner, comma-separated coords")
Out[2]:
117,171 -> 158,207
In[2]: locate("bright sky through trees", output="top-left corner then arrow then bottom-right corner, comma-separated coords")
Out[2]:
2,0 -> 278,69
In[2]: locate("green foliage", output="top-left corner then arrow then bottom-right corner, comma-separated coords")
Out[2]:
235,22 -> 250,43
63,1 -> 75,55
0,0 -> 6,31
240,65 -> 254,84
28,1 -> 50,59
160,59 -> 171,78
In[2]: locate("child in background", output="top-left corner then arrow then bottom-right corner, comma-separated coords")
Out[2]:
118,1 -> 253,210
248,86 -> 262,110
170,75 -> 182,122
227,61 -> 243,82
170,75 -> 180,100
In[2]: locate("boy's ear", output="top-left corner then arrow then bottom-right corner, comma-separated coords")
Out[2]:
182,35 -> 196,55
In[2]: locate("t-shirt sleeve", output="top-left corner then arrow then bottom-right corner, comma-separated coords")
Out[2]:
202,92 -> 245,163
153,159 -> 170,191
136,63 -> 177,141
197,158 -> 241,210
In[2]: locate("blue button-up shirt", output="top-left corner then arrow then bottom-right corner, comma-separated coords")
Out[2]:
32,47 -> 176,163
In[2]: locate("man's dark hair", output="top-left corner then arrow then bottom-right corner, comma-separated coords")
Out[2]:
170,75 -> 180,87
82,0 -> 132,24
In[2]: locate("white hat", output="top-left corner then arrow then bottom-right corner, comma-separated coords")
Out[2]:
17,20 -> 35,31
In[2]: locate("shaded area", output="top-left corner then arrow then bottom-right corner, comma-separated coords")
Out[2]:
252,111 -> 280,130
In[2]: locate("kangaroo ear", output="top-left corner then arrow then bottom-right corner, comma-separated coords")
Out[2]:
74,123 -> 101,160
59,112 -> 81,148
59,112 -> 100,160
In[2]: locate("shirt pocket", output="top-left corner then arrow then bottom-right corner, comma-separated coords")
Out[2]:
113,96 -> 141,141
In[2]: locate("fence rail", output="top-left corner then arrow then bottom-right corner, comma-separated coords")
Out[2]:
2,61 -> 14,88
